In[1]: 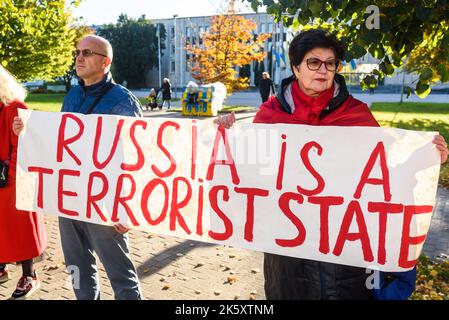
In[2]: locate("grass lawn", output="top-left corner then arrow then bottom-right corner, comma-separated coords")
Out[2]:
25,94 -> 255,113
25,93 -> 64,112
371,102 -> 449,188
164,105 -> 256,113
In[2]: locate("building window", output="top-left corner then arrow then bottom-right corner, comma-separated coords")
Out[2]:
171,60 -> 175,73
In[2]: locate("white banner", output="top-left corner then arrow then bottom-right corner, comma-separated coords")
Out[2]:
16,109 -> 441,271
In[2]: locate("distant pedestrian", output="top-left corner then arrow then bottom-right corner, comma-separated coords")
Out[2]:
259,72 -> 275,103
161,78 -> 172,109
0,65 -> 47,300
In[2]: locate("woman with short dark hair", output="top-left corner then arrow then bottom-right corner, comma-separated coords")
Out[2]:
259,28 -> 379,300
215,28 -> 448,300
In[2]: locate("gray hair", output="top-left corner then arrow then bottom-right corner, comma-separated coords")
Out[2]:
0,65 -> 27,105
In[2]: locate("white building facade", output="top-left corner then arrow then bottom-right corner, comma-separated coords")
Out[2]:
149,13 -> 292,90
148,13 -> 417,92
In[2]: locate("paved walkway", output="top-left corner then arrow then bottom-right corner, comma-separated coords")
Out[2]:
1,110 -> 447,300
423,187 -> 449,260
0,216 -> 265,300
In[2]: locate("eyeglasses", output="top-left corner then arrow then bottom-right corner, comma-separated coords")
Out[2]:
305,58 -> 340,72
74,49 -> 108,58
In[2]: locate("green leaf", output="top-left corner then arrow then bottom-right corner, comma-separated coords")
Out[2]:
421,0 -> 437,8
391,52 -> 403,67
420,68 -> 433,81
361,75 -> 378,90
436,64 -> 449,83
296,9 -> 312,25
308,0 -> 322,16
443,34 -> 449,52
360,79 -> 369,90
266,3 -> 281,15
350,44 -> 367,58
263,0 -> 275,6
408,29 -> 424,45
415,81 -> 431,99
379,61 -> 395,76
250,0 -> 262,12
361,30 -> 381,43
415,5 -> 433,21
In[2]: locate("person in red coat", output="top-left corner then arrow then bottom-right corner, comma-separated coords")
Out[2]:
0,65 -> 47,300
215,29 -> 448,299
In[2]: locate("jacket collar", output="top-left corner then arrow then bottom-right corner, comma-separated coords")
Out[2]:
78,72 -> 115,96
276,73 -> 349,117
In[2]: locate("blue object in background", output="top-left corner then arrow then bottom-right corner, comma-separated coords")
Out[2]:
350,59 -> 357,70
372,266 -> 417,300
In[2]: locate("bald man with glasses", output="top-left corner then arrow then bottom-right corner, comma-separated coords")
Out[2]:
14,34 -> 143,300
60,35 -> 143,300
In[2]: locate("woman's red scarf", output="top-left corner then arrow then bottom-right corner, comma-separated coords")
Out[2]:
253,79 -> 379,127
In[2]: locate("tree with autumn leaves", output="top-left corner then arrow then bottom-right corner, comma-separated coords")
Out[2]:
404,21 -> 449,96
187,14 -> 270,94
0,0 -> 80,81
